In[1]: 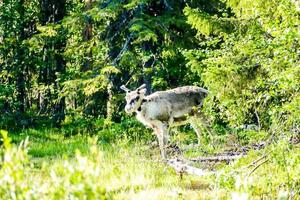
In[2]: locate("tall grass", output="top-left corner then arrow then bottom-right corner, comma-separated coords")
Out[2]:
0,128 -> 299,199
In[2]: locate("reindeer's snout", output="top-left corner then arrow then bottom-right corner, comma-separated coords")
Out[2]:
125,105 -> 131,113
125,103 -> 137,113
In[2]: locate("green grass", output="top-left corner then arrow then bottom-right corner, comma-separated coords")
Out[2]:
96,143 -> 226,199
1,129 -> 227,199
1,128 -> 299,199
10,129 -> 91,158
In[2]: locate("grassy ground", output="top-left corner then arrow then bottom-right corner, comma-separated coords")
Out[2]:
10,129 -> 91,158
8,129 -> 226,199
2,128 -> 300,199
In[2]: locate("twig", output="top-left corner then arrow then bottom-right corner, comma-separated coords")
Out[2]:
290,187 -> 300,200
243,152 -> 270,170
254,109 -> 261,131
247,157 -> 270,177
226,152 -> 271,176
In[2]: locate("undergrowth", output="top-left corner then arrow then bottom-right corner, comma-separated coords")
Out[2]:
0,124 -> 299,199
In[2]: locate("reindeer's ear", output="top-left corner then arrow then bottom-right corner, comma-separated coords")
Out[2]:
120,85 -> 130,93
140,88 -> 147,94
137,88 -> 147,95
137,84 -> 147,94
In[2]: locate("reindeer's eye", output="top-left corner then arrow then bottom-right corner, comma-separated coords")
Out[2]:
130,96 -> 140,104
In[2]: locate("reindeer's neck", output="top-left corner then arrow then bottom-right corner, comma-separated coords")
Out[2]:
136,98 -> 149,112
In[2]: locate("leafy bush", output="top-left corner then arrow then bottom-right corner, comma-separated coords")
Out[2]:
184,0 -> 300,133
97,118 -> 153,144
0,130 -> 106,199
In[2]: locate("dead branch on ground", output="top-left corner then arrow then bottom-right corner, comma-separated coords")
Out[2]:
247,157 -> 270,177
167,159 -> 215,177
190,154 -> 245,163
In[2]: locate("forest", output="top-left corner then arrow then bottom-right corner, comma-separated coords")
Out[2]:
0,0 -> 299,199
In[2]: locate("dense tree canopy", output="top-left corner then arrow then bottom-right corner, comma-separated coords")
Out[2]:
0,0 -> 299,134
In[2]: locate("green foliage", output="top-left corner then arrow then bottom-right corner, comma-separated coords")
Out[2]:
1,0 -> 299,198
97,118 -> 153,144
0,0 -> 211,129
0,130 -> 11,149
184,0 -> 300,132
0,0 -> 40,127
184,6 -> 235,36
215,138 -> 300,198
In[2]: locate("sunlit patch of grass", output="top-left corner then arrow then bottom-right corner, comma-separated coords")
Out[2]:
96,142 -> 227,199
10,129 -> 90,158
28,139 -> 90,157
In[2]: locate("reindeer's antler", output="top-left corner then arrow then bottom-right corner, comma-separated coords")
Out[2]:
137,84 -> 146,90
120,85 -> 130,92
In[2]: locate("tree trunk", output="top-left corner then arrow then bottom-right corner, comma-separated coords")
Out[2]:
142,42 -> 154,95
39,0 -> 67,125
106,76 -> 114,122
143,57 -> 154,95
82,0 -> 93,72
16,0 -> 26,115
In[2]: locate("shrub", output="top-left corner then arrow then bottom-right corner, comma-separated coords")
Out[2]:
0,130 -> 106,199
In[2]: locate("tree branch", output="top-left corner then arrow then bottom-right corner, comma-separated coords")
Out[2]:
111,33 -> 133,66
161,0 -> 173,10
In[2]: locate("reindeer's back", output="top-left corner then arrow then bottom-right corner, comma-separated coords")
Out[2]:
146,86 -> 208,107
168,86 -> 208,96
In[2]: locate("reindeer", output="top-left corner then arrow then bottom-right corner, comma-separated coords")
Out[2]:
120,84 -> 208,159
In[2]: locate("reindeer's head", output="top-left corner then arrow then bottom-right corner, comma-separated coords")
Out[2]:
120,84 -> 147,113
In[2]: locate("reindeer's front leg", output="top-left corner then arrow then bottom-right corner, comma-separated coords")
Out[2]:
151,120 -> 169,159
157,129 -> 167,159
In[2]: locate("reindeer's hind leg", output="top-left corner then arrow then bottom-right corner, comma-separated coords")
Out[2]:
190,113 -> 204,145
190,120 -> 202,145
190,112 -> 211,145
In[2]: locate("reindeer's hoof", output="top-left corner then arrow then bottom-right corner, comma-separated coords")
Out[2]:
150,141 -> 158,147
166,144 -> 183,157
160,152 -> 168,161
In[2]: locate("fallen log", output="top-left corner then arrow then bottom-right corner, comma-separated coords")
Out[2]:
167,159 -> 215,177
190,154 -> 245,163
166,153 -> 246,177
